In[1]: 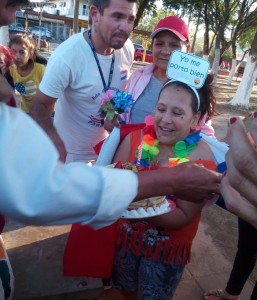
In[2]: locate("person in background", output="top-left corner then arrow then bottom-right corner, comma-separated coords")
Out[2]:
104,15 -> 215,138
111,74 -> 219,300
9,33 -> 47,113
30,0 -> 137,163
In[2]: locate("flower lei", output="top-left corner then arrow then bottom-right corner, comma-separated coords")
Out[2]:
100,89 -> 134,120
135,125 -> 202,167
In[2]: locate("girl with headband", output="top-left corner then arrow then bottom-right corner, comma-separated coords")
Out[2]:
110,73 -> 219,300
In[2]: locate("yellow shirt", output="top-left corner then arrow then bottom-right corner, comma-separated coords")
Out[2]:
10,62 -> 45,113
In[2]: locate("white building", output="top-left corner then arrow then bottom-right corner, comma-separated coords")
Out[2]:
31,0 -> 90,21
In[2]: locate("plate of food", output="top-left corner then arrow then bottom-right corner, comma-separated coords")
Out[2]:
121,196 -> 176,219
105,162 -> 176,219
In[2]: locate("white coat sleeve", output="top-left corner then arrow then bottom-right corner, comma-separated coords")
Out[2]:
0,104 -> 138,229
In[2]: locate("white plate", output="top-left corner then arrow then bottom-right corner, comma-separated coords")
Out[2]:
121,199 -> 175,219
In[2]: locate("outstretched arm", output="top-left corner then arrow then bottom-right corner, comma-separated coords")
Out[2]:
136,163 -> 221,203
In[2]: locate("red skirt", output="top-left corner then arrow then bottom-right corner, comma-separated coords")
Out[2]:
63,222 -> 118,278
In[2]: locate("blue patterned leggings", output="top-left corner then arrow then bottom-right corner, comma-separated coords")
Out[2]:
111,245 -> 184,300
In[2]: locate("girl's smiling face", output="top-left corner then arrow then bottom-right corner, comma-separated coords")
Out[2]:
154,84 -> 200,145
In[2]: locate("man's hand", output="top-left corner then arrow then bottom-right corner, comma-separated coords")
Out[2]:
136,162 -> 222,203
224,116 -> 257,208
103,115 -> 121,132
170,163 -> 221,201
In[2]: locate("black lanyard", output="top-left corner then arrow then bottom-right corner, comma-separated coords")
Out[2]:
88,29 -> 115,92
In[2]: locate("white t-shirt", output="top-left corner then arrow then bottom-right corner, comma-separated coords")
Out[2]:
39,31 -> 134,162
0,103 -> 138,229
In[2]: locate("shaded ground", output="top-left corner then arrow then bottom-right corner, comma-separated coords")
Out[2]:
213,75 -> 257,142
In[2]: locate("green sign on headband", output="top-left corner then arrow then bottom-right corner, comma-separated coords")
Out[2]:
166,50 -> 210,89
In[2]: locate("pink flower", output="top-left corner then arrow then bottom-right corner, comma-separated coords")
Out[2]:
100,90 -> 114,105
144,114 -> 154,125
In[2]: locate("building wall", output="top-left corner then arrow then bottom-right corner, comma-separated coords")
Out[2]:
44,0 -> 89,21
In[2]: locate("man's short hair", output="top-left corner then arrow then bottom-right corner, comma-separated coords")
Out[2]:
89,0 -> 138,14
6,0 -> 29,7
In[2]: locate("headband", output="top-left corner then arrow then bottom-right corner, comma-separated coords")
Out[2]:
163,79 -> 200,111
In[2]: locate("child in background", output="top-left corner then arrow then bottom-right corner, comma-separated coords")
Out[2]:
111,75 -> 219,300
0,44 -> 17,107
9,34 -> 47,113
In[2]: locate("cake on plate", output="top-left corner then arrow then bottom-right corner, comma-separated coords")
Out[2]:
122,196 -> 172,219
108,161 -> 175,218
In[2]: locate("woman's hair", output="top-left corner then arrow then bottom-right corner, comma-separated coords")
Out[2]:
160,74 -> 216,122
0,45 -> 15,88
9,34 -> 47,66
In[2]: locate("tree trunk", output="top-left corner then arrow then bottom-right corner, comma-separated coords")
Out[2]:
191,9 -> 201,54
134,0 -> 149,28
212,31 -> 222,83
0,26 -> 9,46
203,3 -> 209,56
229,31 -> 257,107
212,0 -> 230,83
227,42 -> 237,85
73,0 -> 80,34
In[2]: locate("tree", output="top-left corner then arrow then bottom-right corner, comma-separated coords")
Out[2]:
211,0 -> 235,83
226,3 -> 257,85
134,0 -> 158,28
132,8 -> 173,48
229,30 -> 257,107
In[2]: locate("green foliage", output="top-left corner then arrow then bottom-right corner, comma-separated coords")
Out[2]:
238,27 -> 256,50
132,7 -> 176,49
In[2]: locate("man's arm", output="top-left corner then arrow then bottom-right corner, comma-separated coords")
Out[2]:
30,90 -> 67,162
136,163 -> 221,202
1,106 -> 221,228
1,104 -> 138,228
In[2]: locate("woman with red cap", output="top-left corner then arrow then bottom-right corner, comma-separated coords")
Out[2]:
104,15 -> 215,137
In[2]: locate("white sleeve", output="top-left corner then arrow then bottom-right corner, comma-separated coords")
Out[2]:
0,105 -> 138,228
39,53 -> 71,99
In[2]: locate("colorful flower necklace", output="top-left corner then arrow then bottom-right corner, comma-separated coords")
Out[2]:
135,125 -> 202,167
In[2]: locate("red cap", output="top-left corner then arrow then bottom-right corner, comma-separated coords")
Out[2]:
150,16 -> 189,42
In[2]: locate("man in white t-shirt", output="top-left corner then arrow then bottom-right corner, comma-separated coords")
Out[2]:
30,0 -> 137,163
